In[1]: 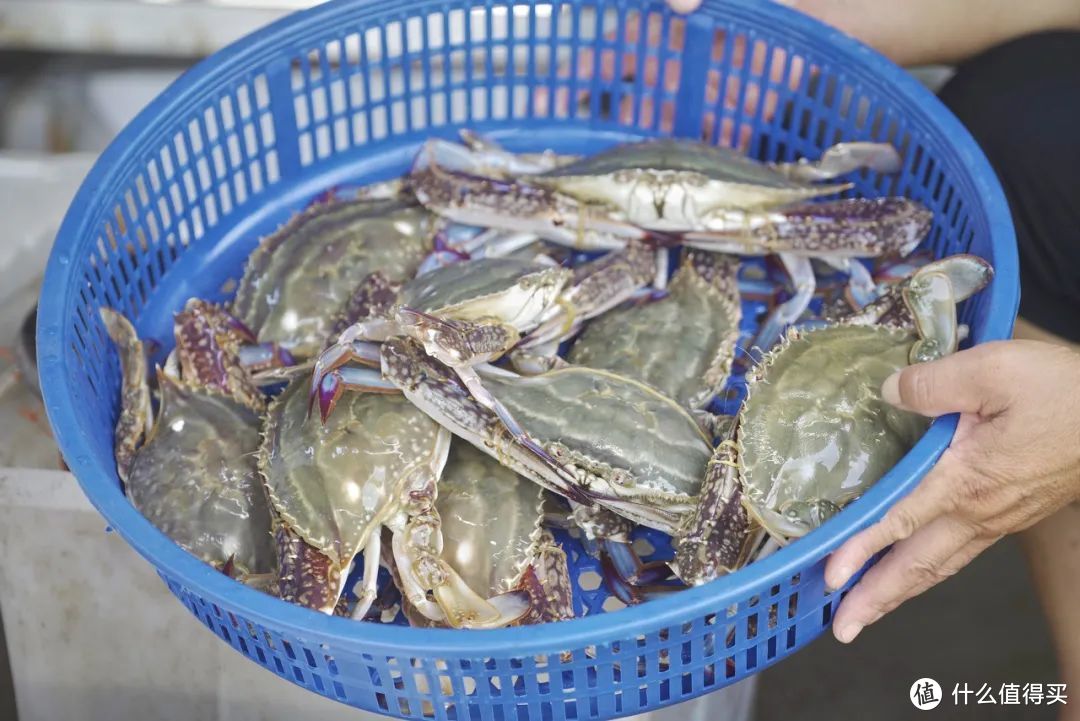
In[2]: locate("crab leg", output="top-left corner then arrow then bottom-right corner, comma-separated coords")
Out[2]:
820,256 -> 878,310
419,137 -> 558,179
575,507 -> 675,605
237,343 -> 295,374
416,228 -> 543,277
752,253 -> 815,352
772,142 -> 903,182
349,531 -> 382,620
100,308 -> 153,482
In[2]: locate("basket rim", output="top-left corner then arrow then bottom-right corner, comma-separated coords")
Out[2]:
37,0 -> 1019,656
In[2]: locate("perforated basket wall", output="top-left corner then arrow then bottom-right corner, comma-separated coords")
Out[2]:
38,1 -> 1018,719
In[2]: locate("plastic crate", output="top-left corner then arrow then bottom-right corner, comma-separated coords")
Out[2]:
37,1 -> 1019,719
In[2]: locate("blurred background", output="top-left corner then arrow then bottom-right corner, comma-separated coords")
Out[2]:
0,1 -> 1057,719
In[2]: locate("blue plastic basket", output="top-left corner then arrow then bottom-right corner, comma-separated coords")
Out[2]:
38,0 -> 1018,718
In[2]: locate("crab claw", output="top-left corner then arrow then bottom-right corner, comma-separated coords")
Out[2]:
308,342 -> 355,415
773,197 -> 932,257
690,197 -> 932,258
433,571 -> 531,629
775,142 -> 903,182
395,306 -> 520,368
173,299 -> 266,411
312,370 -> 345,423
670,438 -> 757,586
905,270 -> 959,363
391,497 -> 530,629
308,337 -> 384,420
276,523 -> 343,614
238,342 -> 295,372
600,553 -> 679,605
602,541 -> 674,586
310,364 -> 399,423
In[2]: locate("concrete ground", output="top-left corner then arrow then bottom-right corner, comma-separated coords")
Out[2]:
0,615 -> 11,721
758,537 -> 1059,720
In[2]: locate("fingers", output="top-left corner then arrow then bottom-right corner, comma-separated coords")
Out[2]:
832,518 -> 993,643
824,449 -> 965,590
667,0 -> 702,13
881,342 -> 1015,418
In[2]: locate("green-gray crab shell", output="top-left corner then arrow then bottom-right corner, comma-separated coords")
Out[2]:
437,441 -> 546,596
738,324 -> 931,539
568,253 -> 741,408
397,257 -> 571,329
232,197 -> 436,357
259,377 -> 444,566
531,139 -> 847,210
483,367 -> 713,518
127,377 -> 276,576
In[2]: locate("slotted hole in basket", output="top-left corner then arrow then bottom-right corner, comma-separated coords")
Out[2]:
347,72 -> 367,110
182,168 -> 199,205
577,569 -> 602,591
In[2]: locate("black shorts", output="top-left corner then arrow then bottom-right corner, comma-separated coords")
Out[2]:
937,31 -> 1080,342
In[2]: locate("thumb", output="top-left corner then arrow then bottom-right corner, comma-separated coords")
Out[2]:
666,0 -> 702,13
881,343 -> 1014,418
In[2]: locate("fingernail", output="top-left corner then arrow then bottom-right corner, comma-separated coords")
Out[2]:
881,371 -> 902,407
834,622 -> 863,644
825,564 -> 854,592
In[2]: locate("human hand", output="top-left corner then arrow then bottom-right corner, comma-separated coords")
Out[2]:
666,0 -> 703,13
825,340 -> 1080,643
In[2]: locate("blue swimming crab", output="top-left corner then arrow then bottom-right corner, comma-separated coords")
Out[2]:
669,254 -> 994,585
100,301 -> 276,584
230,195 -> 438,362
567,249 -> 742,411
410,136 -> 931,350
308,243 -> 657,481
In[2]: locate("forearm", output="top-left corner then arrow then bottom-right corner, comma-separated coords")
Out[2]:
793,0 -> 1080,65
